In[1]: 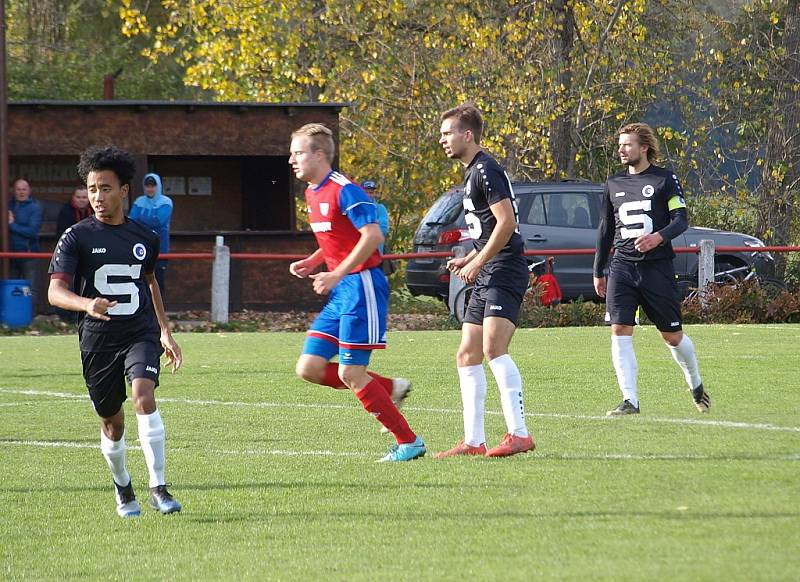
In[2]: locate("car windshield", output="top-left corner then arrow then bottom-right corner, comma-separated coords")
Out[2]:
422,191 -> 463,226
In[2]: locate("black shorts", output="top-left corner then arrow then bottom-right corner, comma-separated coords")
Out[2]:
463,256 -> 529,326
605,258 -> 682,332
81,340 -> 163,418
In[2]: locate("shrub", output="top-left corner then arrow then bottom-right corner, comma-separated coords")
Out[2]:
681,280 -> 800,324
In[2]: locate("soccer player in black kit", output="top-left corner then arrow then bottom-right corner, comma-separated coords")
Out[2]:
435,104 -> 535,458
48,145 -> 183,517
593,123 -> 710,416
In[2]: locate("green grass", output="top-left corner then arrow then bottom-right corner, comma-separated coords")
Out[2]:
1,325 -> 798,581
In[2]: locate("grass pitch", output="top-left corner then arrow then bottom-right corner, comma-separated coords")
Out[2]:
1,325 -> 798,581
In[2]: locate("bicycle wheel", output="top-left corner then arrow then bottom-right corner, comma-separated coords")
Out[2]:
758,277 -> 787,300
452,284 -> 473,324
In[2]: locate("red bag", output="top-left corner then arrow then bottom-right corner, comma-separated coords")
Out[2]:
537,273 -> 562,306
538,257 -> 562,306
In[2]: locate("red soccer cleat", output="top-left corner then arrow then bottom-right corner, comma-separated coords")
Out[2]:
434,440 -> 487,459
484,433 -> 536,458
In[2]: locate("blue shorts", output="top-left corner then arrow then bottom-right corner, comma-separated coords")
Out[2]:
303,267 -> 388,366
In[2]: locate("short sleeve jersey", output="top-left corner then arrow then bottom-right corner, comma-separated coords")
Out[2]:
48,216 -> 161,352
306,171 -> 383,273
602,164 -> 687,262
462,151 -> 524,262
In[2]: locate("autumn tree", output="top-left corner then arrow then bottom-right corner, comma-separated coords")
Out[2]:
5,0 -> 200,100
117,0 -> 699,248
679,0 -> 800,277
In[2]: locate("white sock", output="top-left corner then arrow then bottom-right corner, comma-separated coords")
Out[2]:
669,334 -> 702,390
611,335 -> 638,407
100,430 -> 130,487
488,354 -> 529,437
457,364 -> 487,447
137,409 -> 166,488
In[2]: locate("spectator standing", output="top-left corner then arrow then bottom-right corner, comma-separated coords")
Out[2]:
361,180 -> 389,250
362,179 -> 396,275
9,178 -> 43,309
56,186 -> 93,238
129,173 -> 173,298
54,186 -> 94,322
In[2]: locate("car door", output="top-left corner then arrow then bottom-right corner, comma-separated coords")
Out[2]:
517,190 -> 599,299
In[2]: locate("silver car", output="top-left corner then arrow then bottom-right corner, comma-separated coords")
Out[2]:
405,182 -> 776,301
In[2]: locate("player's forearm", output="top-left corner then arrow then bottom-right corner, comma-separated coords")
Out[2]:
460,249 -> 478,263
593,221 -> 614,277
148,279 -> 172,333
657,208 -> 688,242
306,248 -> 326,267
474,218 -> 514,265
333,229 -> 383,277
47,280 -> 90,312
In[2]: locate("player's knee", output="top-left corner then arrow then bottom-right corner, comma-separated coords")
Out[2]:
131,382 -> 157,414
101,418 -> 124,441
456,348 -> 481,367
662,330 -> 683,347
295,359 -> 323,383
483,346 -> 507,362
337,367 -> 361,390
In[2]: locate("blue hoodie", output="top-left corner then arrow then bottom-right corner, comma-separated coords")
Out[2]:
129,173 -> 173,254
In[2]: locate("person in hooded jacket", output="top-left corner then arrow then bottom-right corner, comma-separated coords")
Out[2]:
129,173 -> 173,298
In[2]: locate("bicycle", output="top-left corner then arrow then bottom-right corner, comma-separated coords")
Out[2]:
450,258 -> 552,324
684,263 -> 787,301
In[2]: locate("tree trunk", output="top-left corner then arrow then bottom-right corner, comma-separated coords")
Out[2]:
548,0 -> 576,180
759,0 -> 800,277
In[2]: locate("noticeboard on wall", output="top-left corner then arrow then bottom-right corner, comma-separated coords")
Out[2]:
162,176 -> 186,196
188,176 -> 213,196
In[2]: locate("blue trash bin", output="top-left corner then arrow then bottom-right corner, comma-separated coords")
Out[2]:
0,279 -> 33,328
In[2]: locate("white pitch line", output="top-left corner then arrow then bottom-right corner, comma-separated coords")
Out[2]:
0,440 -> 363,458
1,439 -> 797,461
1,388 -> 799,433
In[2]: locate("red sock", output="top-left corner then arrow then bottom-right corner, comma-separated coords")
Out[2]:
367,371 -> 394,397
322,363 -> 394,397
322,363 -> 347,389
354,379 -> 416,444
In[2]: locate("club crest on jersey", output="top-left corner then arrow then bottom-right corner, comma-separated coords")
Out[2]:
642,184 -> 655,198
133,243 -> 147,261
319,202 -> 330,216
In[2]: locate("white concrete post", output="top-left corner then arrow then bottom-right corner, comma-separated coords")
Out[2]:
448,246 -> 467,317
211,235 -> 230,323
698,239 -> 715,307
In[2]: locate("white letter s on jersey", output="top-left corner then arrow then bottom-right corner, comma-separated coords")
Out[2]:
94,264 -> 142,316
619,200 -> 653,239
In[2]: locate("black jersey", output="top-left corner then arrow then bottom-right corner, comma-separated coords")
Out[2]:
594,164 -> 689,276
48,216 -> 161,352
462,150 -> 524,262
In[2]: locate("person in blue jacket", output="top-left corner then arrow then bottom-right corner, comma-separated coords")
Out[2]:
362,180 -> 396,275
129,173 -> 173,297
9,178 -> 43,309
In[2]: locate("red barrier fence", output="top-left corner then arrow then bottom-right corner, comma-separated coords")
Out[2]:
3,246 -> 800,261
3,244 -> 799,322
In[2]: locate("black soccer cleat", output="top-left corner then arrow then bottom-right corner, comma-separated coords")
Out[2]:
114,480 -> 141,518
691,384 -> 711,413
148,484 -> 182,514
606,399 -> 640,416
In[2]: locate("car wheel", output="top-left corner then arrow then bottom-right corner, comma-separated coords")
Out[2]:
452,285 -> 473,324
758,276 -> 787,300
